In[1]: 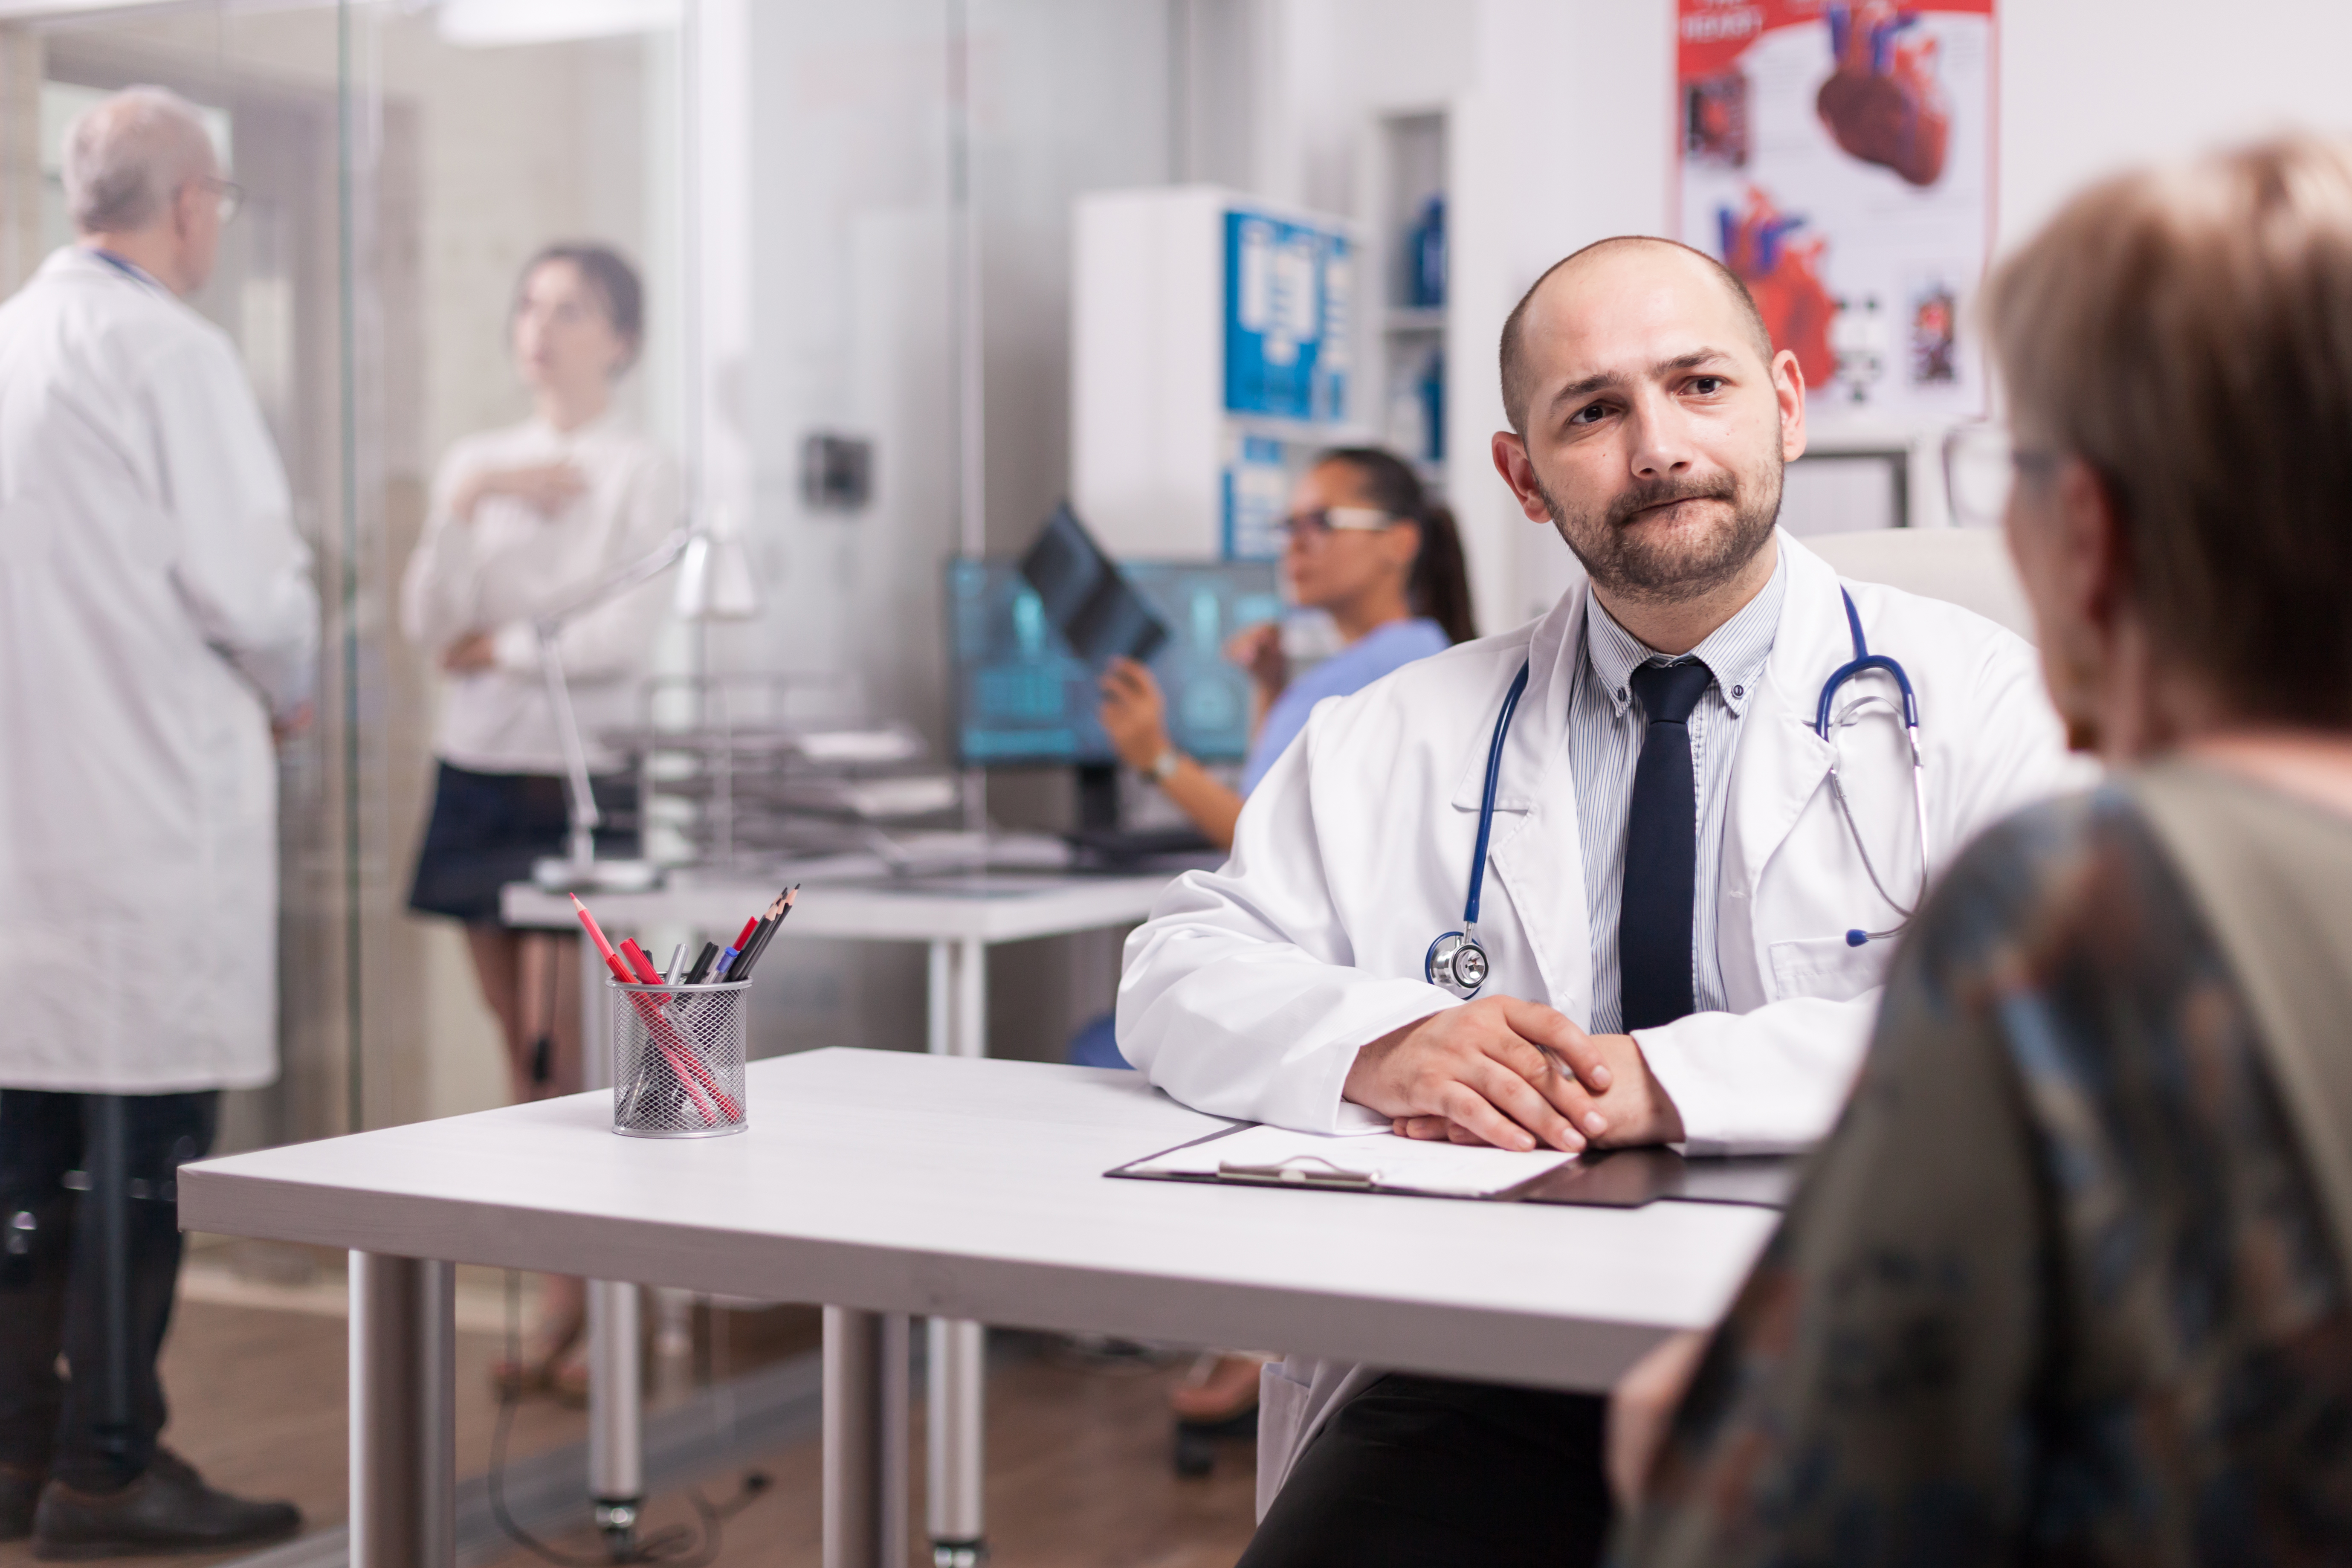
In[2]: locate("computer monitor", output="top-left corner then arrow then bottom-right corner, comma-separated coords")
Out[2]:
947,557 -> 1285,769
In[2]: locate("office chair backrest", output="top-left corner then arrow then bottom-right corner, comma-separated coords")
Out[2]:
1803,527 -> 2036,643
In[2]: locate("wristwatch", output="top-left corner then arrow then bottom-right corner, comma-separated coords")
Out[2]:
1147,747 -> 1182,785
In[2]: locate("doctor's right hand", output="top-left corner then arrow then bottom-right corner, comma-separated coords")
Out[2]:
1342,997 -> 1593,1154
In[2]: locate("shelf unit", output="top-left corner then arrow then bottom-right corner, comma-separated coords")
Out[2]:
1368,111 -> 1450,495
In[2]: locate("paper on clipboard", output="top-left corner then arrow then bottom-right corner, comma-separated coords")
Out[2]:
1121,1123 -> 1576,1199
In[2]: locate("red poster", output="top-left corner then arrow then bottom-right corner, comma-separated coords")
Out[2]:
1677,0 -> 1995,421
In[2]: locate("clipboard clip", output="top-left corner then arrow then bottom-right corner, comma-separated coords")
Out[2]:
1217,1154 -> 1376,1189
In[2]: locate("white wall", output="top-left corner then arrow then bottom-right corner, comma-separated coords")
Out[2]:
1999,3 -> 2352,235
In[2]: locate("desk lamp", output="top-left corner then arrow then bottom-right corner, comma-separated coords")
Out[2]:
532,509 -> 761,893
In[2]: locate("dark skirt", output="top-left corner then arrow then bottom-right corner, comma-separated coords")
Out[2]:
406,761 -> 640,925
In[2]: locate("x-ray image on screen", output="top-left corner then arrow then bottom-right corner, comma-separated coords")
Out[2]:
948,558 -> 1284,768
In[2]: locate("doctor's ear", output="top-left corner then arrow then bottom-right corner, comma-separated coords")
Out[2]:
1490,432 -> 1555,525
1772,348 -> 1807,462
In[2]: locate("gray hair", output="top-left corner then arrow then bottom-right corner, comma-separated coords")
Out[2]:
62,86 -> 216,235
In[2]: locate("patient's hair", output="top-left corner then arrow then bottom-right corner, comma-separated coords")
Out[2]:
1315,446 -> 1477,644
1985,135 -> 2352,727
62,86 -> 215,235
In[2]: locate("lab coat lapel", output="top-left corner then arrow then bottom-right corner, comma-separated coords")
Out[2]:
1460,588 -> 1593,1021
1721,534 -> 1842,1002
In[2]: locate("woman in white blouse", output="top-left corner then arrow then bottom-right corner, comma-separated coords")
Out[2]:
400,243 -> 677,1397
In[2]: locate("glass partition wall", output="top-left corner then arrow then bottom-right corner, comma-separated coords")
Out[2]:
0,3 -> 696,1541
1,1 -> 687,1153
0,0 -> 1205,1549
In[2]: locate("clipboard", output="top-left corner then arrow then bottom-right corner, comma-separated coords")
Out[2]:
1107,1123 -> 1797,1210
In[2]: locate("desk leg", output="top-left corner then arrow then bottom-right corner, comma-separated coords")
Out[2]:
349,1252 -> 454,1568
588,1281 -> 643,1543
926,938 -> 989,1565
579,930 -> 645,1548
823,1307 -> 909,1568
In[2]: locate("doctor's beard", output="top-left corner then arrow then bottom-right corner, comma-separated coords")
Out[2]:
1536,452 -> 1783,606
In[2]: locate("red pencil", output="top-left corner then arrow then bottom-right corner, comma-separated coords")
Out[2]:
574,896 -> 736,1122
571,894 -> 621,967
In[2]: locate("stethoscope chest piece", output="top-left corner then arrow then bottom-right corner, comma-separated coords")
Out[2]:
1425,930 -> 1489,1000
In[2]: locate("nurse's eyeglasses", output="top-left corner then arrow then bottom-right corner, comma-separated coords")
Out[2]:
1274,506 -> 1400,545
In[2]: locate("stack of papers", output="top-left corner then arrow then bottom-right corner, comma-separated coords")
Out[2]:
1123,1124 -> 1578,1199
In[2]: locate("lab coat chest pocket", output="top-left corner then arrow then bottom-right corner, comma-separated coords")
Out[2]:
1765,933 -> 1891,1003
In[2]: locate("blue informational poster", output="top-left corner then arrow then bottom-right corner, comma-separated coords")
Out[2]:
1224,210 -> 1353,423
1222,433 -> 1295,560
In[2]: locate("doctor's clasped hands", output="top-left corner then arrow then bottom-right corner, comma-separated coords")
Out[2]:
1344,997 -> 1684,1152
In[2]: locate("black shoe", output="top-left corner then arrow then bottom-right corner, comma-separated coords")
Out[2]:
30,1449 -> 300,1559
0,1461 -> 45,1540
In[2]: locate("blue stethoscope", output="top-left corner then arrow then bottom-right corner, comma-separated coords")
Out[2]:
1424,590 -> 1932,1000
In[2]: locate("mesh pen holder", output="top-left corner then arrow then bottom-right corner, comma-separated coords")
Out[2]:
610,978 -> 749,1138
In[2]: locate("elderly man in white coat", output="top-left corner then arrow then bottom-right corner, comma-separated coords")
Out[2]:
1117,236 -> 2081,1568
0,87 -> 313,1553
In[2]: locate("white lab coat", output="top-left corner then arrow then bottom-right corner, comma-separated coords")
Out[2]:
1114,530 -> 2080,1512
0,247 -> 318,1093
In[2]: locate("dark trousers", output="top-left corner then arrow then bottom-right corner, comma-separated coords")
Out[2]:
0,1089 -> 218,1490
1237,1375 -> 1613,1568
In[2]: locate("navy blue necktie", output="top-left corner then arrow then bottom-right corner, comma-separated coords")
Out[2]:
1621,659 -> 1715,1031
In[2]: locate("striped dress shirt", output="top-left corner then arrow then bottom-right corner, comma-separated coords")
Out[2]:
1570,551 -> 1787,1034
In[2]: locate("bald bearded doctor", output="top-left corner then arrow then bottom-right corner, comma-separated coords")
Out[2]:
1116,237 -> 2079,1568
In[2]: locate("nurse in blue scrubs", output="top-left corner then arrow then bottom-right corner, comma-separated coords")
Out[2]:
1083,444 -> 1475,1436
1095,445 -> 1477,851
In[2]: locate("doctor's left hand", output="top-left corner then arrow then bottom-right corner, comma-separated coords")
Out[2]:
1393,1027 -> 1684,1150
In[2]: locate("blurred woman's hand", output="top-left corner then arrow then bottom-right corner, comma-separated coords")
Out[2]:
1225,621 -> 1289,696
454,462 -> 587,521
1098,657 -> 1172,772
442,631 -> 499,673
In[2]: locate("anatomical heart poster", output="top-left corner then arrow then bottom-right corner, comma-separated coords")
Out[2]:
1677,0 -> 1994,423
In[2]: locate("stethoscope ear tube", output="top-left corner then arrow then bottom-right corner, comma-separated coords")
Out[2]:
1820,589 -> 1930,947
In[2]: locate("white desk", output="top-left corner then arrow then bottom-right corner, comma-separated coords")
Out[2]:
501,865 -> 1177,1562
180,1049 -> 1776,1568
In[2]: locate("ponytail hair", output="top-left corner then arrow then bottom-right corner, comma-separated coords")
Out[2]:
1312,446 -> 1477,644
